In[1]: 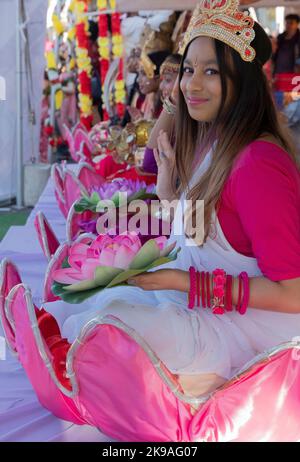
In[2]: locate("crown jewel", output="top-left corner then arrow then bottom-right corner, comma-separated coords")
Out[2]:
180,0 -> 256,62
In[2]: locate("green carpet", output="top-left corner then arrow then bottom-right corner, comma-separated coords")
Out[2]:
0,209 -> 31,241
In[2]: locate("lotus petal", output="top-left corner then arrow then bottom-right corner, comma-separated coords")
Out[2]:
53,267 -> 85,285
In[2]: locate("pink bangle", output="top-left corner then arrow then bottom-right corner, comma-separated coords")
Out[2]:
188,266 -> 196,309
206,272 -> 211,308
196,271 -> 201,308
236,274 -> 243,312
201,271 -> 206,308
225,275 -> 233,311
238,272 -> 250,315
211,268 -> 226,315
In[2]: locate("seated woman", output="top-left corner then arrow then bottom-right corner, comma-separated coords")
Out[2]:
95,50 -> 170,180
109,53 -> 182,182
33,2 -> 300,400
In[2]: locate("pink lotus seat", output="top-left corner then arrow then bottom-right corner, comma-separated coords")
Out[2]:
66,201 -> 97,241
2,283 -> 85,424
52,162 -> 104,219
77,163 -> 105,190
0,259 -> 22,353
2,261 -> 300,441
63,124 -> 83,163
73,129 -> 94,164
51,164 -> 68,218
34,211 -> 60,261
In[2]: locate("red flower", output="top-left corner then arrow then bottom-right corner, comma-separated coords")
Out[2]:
79,71 -> 92,94
44,125 -> 54,136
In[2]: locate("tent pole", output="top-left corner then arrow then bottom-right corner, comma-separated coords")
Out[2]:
16,0 -> 24,208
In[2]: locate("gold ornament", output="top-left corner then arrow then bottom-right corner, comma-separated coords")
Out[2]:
180,0 -> 256,62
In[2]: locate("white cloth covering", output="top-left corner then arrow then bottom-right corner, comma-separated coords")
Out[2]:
0,170 -> 112,442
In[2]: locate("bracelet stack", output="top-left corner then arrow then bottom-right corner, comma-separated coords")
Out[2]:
188,267 -> 250,315
163,96 -> 177,116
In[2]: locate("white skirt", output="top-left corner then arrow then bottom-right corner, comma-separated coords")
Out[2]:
43,284 -> 300,381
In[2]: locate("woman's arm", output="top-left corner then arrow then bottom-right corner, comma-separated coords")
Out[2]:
128,269 -> 300,314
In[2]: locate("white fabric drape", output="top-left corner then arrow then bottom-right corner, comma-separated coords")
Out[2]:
0,0 -> 47,201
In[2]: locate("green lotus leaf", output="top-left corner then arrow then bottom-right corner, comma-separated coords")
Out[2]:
63,266 -> 123,292
53,283 -> 106,304
129,239 -> 160,270
63,278 -> 100,292
90,191 -> 100,204
107,247 -> 181,288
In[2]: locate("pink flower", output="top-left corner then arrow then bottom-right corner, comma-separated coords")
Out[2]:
53,232 -> 172,287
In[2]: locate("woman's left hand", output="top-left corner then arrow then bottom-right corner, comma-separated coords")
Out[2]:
127,269 -> 189,292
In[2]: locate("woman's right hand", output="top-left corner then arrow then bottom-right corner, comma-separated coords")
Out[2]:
153,130 -> 176,201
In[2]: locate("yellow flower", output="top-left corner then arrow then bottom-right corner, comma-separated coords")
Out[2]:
68,27 -> 75,42
55,89 -> 63,110
109,0 -> 116,10
97,0 -> 108,9
115,80 -> 125,90
115,90 -> 126,103
68,0 -> 76,12
46,51 -> 56,70
112,34 -> 122,45
76,48 -> 89,59
69,58 -> 76,70
52,14 -> 64,36
112,44 -> 123,57
98,37 -> 109,47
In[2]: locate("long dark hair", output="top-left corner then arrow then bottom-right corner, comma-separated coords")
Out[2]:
173,38 -> 297,243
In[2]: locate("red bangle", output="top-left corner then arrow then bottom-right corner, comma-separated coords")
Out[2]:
225,275 -> 233,311
196,271 -> 201,308
206,272 -> 211,308
238,272 -> 249,315
188,266 -> 196,309
201,271 -> 206,308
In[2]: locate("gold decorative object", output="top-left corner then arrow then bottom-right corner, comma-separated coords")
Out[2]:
180,0 -> 256,63
105,119 -> 155,164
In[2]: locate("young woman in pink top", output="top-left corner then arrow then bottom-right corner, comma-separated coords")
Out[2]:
43,1 -> 300,398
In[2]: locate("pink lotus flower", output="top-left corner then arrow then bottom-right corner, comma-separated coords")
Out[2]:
53,232 -> 175,293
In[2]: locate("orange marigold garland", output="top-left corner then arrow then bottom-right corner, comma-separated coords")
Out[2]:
74,0 -> 93,129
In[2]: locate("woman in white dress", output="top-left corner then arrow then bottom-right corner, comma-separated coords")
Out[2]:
45,0 -> 300,398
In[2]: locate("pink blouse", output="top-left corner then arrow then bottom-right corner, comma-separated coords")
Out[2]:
217,140 -> 300,281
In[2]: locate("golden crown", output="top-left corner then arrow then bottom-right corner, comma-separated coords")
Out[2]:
179,0 -> 256,62
160,61 -> 181,76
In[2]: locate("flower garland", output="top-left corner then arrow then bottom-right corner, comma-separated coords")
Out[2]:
74,0 -> 93,130
97,0 -> 126,120
111,9 -> 126,118
97,0 -> 110,121
46,50 -> 63,111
